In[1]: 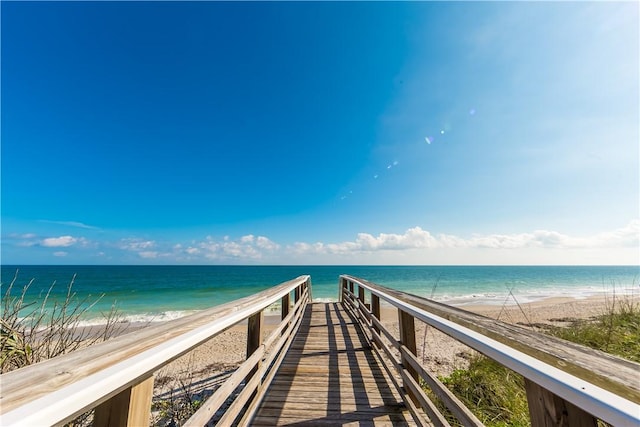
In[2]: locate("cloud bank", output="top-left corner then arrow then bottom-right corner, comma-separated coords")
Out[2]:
4,220 -> 638,264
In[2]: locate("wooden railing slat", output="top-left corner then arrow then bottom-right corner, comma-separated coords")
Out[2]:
0,276 -> 311,427
341,275 -> 640,427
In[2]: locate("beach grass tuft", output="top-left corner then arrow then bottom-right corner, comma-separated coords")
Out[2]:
548,294 -> 640,362
1,271 -> 126,373
428,292 -> 640,426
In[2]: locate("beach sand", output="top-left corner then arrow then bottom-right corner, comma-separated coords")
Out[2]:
152,294 -> 637,392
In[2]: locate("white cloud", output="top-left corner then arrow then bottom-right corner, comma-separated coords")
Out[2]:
138,251 -> 159,259
192,235 -> 279,261
256,236 -> 279,251
120,239 -> 156,251
19,221 -> 633,265
41,236 -> 78,247
286,220 -> 640,258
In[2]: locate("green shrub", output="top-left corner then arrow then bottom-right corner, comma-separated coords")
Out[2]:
548,298 -> 640,362
429,295 -> 639,426
431,355 -> 530,427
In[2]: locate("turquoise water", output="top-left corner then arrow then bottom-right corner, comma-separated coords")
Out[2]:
1,265 -> 638,324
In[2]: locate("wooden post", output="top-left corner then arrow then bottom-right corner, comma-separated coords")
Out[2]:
524,379 -> 598,427
94,376 -> 154,427
371,294 -> 381,347
398,309 -> 418,403
247,311 -> 264,379
349,280 -> 354,295
357,286 -> 366,324
281,292 -> 290,321
294,285 -> 301,304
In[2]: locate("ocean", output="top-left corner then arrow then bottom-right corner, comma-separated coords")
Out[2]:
1,265 -> 638,325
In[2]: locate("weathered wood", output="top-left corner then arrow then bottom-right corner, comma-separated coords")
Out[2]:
398,309 -> 419,400
94,376 -> 154,427
0,276 -> 311,426
342,275 -> 640,427
401,369 -> 450,427
358,285 -> 365,304
252,303 -> 417,426
281,292 -> 290,321
247,311 -> 264,381
184,345 -> 264,426
294,285 -> 300,303
240,293 -> 308,425
186,290 -> 309,426
525,378 -> 598,427
372,294 -> 381,345
400,345 -> 483,426
342,275 -> 640,404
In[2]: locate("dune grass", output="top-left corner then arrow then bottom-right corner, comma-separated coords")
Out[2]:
548,296 -> 639,362
1,271 -> 125,373
427,294 -> 640,427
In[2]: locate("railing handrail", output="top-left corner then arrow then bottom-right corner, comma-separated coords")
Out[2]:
340,274 -> 640,427
0,275 -> 311,426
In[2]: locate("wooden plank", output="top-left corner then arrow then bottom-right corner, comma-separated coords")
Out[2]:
0,276 -> 311,426
398,309 -> 419,405
400,345 -> 483,427
252,303 -> 417,425
94,375 -> 153,427
524,378 -> 598,427
281,293 -> 290,321
342,275 -> 640,403
342,275 -> 640,427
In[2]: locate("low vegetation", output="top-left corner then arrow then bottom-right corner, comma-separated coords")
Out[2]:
547,296 -> 640,363
427,294 -> 640,427
1,272 -> 125,373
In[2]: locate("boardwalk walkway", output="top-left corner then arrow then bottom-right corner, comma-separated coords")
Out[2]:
252,302 -> 417,426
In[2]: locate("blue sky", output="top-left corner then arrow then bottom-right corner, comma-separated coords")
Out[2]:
2,1 -> 638,265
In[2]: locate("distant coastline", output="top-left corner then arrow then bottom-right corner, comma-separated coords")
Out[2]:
2,265 -> 638,325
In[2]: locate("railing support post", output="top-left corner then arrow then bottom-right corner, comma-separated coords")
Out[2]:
398,309 -> 419,403
247,311 -> 264,379
340,278 -> 347,303
294,285 -> 301,303
524,379 -> 597,427
371,294 -> 381,347
94,375 -> 154,427
281,292 -> 290,321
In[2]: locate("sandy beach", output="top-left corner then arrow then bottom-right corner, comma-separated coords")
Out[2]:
152,294 -> 638,394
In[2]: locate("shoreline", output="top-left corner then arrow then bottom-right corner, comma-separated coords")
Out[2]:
75,289 -> 640,329
85,292 -> 636,330
146,294 -> 639,383
60,293 -> 638,401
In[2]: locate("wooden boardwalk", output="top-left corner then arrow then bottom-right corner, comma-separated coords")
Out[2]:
252,302 -> 417,426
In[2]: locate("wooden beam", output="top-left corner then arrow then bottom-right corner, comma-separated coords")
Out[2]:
94,376 -> 154,427
247,312 -> 263,358
398,309 -> 418,403
525,379 -> 598,427
281,293 -> 290,321
371,294 -> 381,348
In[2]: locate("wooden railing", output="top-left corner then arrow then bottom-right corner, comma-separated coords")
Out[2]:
0,275 -> 311,427
340,275 -> 640,427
